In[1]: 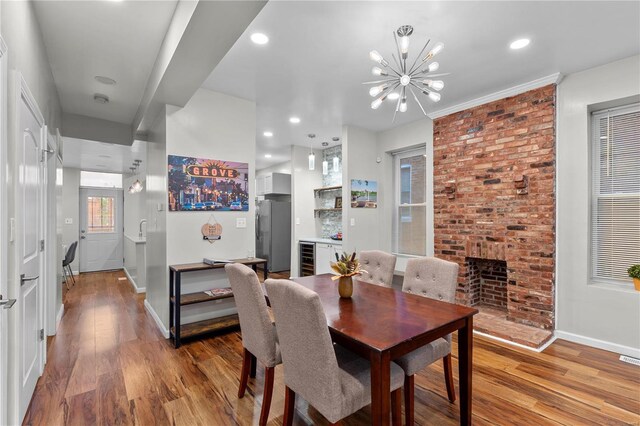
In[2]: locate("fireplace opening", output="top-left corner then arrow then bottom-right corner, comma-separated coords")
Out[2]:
465,257 -> 508,311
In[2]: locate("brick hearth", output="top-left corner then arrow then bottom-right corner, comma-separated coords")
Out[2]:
433,85 -> 556,342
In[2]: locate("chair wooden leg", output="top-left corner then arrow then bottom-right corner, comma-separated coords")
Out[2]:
443,354 -> 456,403
259,366 -> 275,426
283,386 -> 295,426
391,388 -> 402,426
250,353 -> 257,378
238,348 -> 251,398
404,375 -> 414,426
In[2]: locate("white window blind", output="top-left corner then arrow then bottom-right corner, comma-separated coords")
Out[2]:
591,104 -> 640,283
393,148 -> 427,256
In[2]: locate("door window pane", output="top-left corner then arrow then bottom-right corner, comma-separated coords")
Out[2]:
87,196 -> 115,233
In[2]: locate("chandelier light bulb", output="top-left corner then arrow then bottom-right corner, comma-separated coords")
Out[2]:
369,50 -> 389,67
369,84 -> 387,97
387,92 -> 400,101
399,98 -> 408,112
400,36 -> 410,55
428,62 -> 440,72
133,179 -> 143,192
428,91 -> 441,102
424,42 -> 444,61
371,66 -> 388,76
423,79 -> 445,91
371,98 -> 383,109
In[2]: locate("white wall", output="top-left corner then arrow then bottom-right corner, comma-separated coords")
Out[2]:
145,106 -> 168,334
145,88 -> 257,331
256,160 -> 291,178
376,118 -> 434,272
290,145 -> 322,276
123,173 -> 146,286
556,55 -> 640,356
341,125 -> 381,253
61,168 -> 80,271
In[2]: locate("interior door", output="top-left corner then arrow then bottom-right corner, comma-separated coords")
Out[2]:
17,76 -> 44,421
79,187 -> 123,272
0,36 -> 8,426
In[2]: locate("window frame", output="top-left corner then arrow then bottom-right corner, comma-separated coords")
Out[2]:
392,147 -> 427,256
589,102 -> 640,287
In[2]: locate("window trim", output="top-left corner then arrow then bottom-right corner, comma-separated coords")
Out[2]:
393,147 -> 427,256
589,102 -> 640,287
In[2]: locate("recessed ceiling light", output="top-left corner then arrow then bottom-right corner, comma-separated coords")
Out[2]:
263,131 -> 273,137
264,154 -> 272,158
250,33 -> 269,45
289,117 -> 300,124
510,38 -> 530,50
95,75 -> 116,85
94,93 -> 109,104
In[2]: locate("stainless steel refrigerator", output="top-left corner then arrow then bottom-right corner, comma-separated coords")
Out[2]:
256,200 -> 291,272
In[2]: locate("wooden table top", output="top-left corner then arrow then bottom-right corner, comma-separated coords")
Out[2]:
291,274 -> 478,353
170,257 -> 267,273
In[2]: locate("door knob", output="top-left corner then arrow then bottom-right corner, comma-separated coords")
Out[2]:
20,274 -> 39,286
0,296 -> 16,309
81,235 -> 86,239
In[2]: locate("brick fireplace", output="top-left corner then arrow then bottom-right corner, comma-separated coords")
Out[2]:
433,85 -> 556,338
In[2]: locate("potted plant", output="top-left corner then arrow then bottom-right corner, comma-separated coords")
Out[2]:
330,251 -> 366,298
628,264 -> 640,291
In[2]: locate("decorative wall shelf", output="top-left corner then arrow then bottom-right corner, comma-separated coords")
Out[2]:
313,185 -> 342,196
314,208 -> 342,217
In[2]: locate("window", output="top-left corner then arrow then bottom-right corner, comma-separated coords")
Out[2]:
80,171 -> 122,188
87,196 -> 115,233
394,148 -> 427,256
591,104 -> 640,284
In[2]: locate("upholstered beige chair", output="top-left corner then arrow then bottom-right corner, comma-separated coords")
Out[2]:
225,263 -> 281,426
358,250 -> 397,287
265,278 -> 404,426
395,257 -> 459,425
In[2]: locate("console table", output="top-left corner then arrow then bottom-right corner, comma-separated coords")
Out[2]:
169,258 -> 268,348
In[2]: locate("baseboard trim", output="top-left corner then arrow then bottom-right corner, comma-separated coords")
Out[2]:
55,304 -> 64,329
123,267 -> 146,293
555,330 -> 640,358
473,330 -> 557,353
144,299 -> 170,339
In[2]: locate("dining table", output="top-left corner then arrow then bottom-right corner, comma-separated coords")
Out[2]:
288,274 -> 478,426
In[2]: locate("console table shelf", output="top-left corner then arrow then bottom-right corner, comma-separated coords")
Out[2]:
169,257 -> 267,348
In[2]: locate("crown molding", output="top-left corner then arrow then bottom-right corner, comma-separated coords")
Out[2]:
427,72 -> 563,120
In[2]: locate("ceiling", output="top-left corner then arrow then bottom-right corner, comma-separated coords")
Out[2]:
202,1 -> 640,169
33,0 -> 178,125
63,137 -> 146,176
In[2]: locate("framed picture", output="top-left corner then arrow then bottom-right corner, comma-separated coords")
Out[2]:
168,155 -> 249,212
334,196 -> 342,209
350,179 -> 378,208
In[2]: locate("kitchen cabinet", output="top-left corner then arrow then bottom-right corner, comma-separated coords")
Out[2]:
256,172 -> 291,195
315,243 -> 339,274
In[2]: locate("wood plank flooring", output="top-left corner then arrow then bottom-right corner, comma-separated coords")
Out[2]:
24,270 -> 640,425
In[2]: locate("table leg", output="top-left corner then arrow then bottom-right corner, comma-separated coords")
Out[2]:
459,316 -> 473,425
174,272 -> 182,348
250,353 -> 257,378
263,262 -> 268,281
169,270 -> 174,337
370,350 -> 391,426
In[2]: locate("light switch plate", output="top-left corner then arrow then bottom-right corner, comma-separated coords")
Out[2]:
65,218 -> 73,225
350,218 -> 355,226
236,218 -> 247,228
157,203 -> 163,211
295,217 -> 300,225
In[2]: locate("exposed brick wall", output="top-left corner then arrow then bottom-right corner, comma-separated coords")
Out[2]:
433,85 -> 556,330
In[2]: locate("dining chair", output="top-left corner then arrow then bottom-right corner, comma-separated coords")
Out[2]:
396,257 -> 459,425
358,250 -> 397,288
265,278 -> 404,426
62,241 -> 78,290
225,263 -> 281,426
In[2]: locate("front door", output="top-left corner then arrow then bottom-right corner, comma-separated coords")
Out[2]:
17,75 -> 45,421
79,187 -> 123,272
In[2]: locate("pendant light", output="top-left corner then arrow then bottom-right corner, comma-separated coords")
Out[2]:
307,134 -> 316,171
332,137 -> 340,171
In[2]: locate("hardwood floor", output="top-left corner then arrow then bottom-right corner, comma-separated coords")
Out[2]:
24,270 -> 640,425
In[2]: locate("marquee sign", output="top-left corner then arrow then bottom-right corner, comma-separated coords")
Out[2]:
186,164 -> 238,179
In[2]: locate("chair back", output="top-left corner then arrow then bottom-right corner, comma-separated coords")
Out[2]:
225,263 -> 279,366
68,241 -> 78,263
402,257 -> 459,303
359,250 -> 396,287
63,241 -> 76,266
265,279 -> 341,414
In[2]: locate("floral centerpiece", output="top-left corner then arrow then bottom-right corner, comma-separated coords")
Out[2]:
330,251 -> 366,298
628,264 -> 640,291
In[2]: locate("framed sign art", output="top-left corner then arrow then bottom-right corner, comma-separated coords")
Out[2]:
168,155 -> 249,212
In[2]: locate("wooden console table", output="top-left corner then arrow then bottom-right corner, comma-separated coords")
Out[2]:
169,257 -> 268,348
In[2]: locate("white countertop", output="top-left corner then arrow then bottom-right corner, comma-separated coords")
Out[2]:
125,235 -> 146,244
299,237 -> 342,245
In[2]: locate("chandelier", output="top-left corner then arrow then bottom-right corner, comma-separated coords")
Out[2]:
364,25 -> 448,120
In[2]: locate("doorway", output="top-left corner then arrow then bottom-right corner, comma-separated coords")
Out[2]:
79,187 -> 124,272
